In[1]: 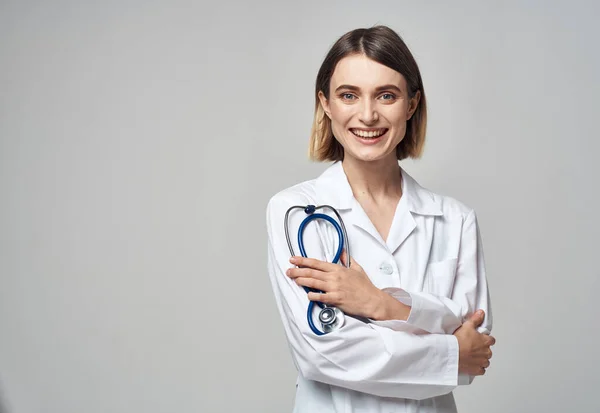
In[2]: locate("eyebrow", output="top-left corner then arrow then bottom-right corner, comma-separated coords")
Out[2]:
334,84 -> 403,94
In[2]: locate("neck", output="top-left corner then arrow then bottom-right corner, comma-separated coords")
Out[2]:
341,155 -> 403,201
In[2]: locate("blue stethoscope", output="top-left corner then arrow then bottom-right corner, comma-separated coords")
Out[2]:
284,204 -> 350,335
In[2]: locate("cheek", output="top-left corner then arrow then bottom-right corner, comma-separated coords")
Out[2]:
386,106 -> 409,127
330,104 -> 355,124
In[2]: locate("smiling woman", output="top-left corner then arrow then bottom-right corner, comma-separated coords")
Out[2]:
317,54 -> 421,162
309,26 -> 426,163
266,25 -> 495,413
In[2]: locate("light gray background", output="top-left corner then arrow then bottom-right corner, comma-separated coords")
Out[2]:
1,1 -> 598,412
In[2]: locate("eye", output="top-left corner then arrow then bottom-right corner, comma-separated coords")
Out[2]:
380,93 -> 396,101
340,93 -> 356,100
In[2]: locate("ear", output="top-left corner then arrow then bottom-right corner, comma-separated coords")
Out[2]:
406,90 -> 421,120
318,90 -> 331,119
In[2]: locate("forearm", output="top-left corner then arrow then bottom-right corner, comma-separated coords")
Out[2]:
370,289 -> 411,322
267,195 -> 460,399
372,210 -> 493,336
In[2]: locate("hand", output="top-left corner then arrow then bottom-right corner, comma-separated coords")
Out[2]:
286,250 -> 384,319
453,310 -> 496,376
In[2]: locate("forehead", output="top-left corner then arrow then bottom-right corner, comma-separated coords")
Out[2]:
330,54 -> 406,90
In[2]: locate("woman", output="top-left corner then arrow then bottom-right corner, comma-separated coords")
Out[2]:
266,25 -> 495,413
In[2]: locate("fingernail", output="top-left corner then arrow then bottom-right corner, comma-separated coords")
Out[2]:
286,269 -> 291,276
290,257 -> 297,263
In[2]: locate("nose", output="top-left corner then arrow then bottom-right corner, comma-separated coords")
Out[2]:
358,99 -> 379,124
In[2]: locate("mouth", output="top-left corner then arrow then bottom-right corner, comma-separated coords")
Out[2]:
349,128 -> 389,143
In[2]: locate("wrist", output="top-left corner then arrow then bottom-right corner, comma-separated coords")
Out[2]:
371,289 -> 411,321
369,290 -> 388,320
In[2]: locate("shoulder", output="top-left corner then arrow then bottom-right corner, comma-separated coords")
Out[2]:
407,172 -> 476,223
402,169 -> 477,223
436,192 -> 476,222
427,189 -> 481,236
265,178 -> 319,217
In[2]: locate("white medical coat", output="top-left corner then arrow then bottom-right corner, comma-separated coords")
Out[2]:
266,161 -> 492,413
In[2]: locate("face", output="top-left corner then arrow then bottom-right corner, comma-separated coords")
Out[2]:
318,54 -> 420,163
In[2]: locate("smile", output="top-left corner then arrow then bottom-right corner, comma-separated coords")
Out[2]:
349,128 -> 389,139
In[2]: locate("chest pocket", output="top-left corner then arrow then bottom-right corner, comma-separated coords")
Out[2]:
424,258 -> 458,297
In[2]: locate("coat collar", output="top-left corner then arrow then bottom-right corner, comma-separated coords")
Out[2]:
314,161 -> 443,216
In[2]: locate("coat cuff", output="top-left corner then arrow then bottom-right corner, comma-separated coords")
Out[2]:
458,373 -> 474,385
381,287 -> 462,334
367,288 -> 420,332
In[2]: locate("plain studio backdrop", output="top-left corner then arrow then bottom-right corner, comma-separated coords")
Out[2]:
1,1 -> 599,412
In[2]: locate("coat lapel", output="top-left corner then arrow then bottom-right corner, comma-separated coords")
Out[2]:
315,162 -> 388,248
348,197 -> 387,246
314,161 -> 444,256
385,195 -> 417,254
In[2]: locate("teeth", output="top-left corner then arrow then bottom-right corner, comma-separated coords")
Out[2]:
351,129 -> 386,138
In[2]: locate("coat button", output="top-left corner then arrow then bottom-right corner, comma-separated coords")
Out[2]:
379,262 -> 394,275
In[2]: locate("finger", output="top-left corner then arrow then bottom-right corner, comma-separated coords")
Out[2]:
295,277 -> 328,292
286,267 -> 329,280
339,249 -> 348,266
307,291 -> 338,305
487,335 -> 496,346
340,249 -> 361,269
470,367 -> 485,376
464,309 -> 485,328
290,256 -> 336,272
483,359 -> 491,368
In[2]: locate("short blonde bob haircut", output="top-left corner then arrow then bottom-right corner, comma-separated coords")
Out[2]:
309,26 -> 427,161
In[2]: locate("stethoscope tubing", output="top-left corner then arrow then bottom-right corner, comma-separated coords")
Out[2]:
284,205 -> 350,335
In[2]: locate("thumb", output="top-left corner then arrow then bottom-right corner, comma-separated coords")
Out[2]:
465,309 -> 485,328
339,249 -> 359,269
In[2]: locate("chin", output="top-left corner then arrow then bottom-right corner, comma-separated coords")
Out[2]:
345,149 -> 392,163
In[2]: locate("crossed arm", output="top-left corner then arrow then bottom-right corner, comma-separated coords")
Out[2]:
266,194 -> 495,399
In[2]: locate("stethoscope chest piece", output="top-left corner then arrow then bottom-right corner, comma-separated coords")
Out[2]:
318,306 -> 345,333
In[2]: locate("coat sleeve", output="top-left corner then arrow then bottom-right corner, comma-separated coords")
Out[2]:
370,209 -> 493,385
373,210 -> 492,334
266,193 -> 460,400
